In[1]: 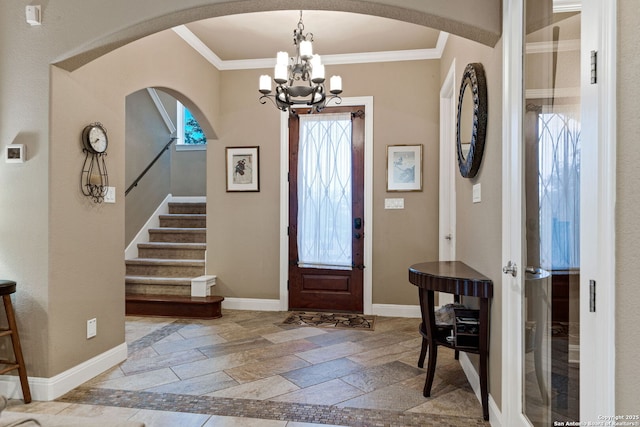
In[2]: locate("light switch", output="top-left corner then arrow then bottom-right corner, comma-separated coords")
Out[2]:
104,187 -> 116,203
384,198 -> 404,209
473,184 -> 481,203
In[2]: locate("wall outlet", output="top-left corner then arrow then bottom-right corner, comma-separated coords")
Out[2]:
87,318 -> 97,339
104,187 -> 116,203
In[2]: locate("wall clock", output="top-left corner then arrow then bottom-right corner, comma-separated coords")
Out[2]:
82,122 -> 108,154
80,122 -> 109,203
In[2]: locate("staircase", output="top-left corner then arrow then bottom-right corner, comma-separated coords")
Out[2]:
125,201 -> 223,319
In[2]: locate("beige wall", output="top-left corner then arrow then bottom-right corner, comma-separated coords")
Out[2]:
125,89 -> 173,245
47,29 -> 221,376
208,61 -> 440,302
440,34 -> 504,409
616,0 -> 640,413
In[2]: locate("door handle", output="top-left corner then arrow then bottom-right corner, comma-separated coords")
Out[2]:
502,261 -> 518,277
354,217 -> 362,230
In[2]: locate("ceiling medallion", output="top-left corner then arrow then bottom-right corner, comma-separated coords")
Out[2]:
259,11 -> 343,114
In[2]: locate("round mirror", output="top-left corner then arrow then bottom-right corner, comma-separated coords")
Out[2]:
456,63 -> 487,178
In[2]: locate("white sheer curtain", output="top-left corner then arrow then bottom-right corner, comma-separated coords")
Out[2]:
297,112 -> 353,270
538,108 -> 581,270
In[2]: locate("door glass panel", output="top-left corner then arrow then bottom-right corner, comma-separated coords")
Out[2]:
523,2 -> 581,425
297,112 -> 353,270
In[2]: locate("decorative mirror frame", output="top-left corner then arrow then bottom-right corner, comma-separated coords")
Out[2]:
456,62 -> 488,178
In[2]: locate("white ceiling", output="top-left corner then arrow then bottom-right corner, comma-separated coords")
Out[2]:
175,10 -> 444,69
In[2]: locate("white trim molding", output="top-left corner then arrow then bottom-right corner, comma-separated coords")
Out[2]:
459,353 -> 502,426
146,88 -> 176,134
221,298 -> 281,312
0,343 -> 127,401
371,304 -> 421,318
173,25 -> 449,71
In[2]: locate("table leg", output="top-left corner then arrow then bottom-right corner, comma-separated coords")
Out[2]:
422,290 -> 438,397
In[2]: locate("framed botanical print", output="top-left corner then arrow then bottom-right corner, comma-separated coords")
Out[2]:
226,146 -> 260,192
386,144 -> 423,191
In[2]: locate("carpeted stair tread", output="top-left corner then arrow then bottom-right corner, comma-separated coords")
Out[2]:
126,258 -> 205,266
168,202 -> 206,214
159,214 -> 206,219
137,242 -> 207,249
125,276 -> 193,285
149,227 -> 206,233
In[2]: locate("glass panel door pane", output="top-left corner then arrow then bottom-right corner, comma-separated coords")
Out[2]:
297,112 -> 353,269
523,3 -> 581,425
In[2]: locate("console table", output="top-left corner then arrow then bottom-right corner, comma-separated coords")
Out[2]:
408,261 -> 493,421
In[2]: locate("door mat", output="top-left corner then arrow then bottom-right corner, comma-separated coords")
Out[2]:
283,311 -> 375,330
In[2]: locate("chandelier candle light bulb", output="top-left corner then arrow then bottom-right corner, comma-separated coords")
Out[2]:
312,64 -> 325,83
299,40 -> 313,59
330,76 -> 342,93
277,51 -> 289,66
259,75 -> 272,93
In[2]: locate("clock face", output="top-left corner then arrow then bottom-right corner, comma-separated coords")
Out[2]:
86,125 -> 108,153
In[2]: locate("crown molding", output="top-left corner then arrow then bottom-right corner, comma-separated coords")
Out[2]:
553,0 -> 581,13
173,25 -> 448,71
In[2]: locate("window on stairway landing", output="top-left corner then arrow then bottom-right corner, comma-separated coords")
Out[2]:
176,101 -> 207,150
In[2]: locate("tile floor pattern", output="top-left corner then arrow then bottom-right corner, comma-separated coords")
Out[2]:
6,310 -> 490,427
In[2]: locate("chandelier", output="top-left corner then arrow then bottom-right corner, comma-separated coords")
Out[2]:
259,11 -> 343,114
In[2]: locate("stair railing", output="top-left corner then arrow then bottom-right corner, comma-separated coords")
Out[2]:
125,137 -> 178,196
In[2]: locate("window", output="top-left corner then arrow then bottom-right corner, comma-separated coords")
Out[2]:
538,110 -> 581,270
297,112 -> 353,270
176,101 -> 206,150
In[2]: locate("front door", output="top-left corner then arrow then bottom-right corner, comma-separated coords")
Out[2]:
288,106 -> 365,313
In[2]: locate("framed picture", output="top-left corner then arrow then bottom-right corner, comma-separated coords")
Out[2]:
386,144 -> 423,191
226,146 -> 260,192
5,144 -> 26,163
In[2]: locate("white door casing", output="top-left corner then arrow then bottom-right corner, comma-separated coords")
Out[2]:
279,97 -> 374,314
439,60 -> 457,308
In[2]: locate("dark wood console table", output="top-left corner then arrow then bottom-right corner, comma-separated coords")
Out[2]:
408,261 -> 493,421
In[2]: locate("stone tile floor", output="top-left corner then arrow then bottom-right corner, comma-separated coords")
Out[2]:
6,310 -> 490,426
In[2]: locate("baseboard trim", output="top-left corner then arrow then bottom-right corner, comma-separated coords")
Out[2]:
459,352 -> 502,426
0,343 -> 127,401
221,297 -> 281,312
371,304 -> 421,318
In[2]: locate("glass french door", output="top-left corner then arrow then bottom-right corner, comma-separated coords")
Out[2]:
521,2 -> 582,425
505,0 -> 615,425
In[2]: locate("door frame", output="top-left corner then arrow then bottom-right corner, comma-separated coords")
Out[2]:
438,60 -> 457,308
279,96 -> 374,314
501,0 -> 616,425
439,59 -> 457,264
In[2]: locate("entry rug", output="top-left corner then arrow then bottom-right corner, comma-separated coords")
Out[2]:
283,311 -> 375,330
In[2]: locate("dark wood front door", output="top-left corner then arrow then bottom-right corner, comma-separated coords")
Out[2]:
288,106 -> 365,313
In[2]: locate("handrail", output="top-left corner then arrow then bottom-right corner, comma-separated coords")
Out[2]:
125,137 -> 177,196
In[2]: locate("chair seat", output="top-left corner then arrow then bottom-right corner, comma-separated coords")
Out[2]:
0,280 -> 16,296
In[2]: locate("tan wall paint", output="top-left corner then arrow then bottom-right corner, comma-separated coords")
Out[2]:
616,0 -> 640,413
440,34 -> 503,409
53,0 -> 501,72
125,89 -> 173,245
209,61 -> 440,304
48,30 -> 220,376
